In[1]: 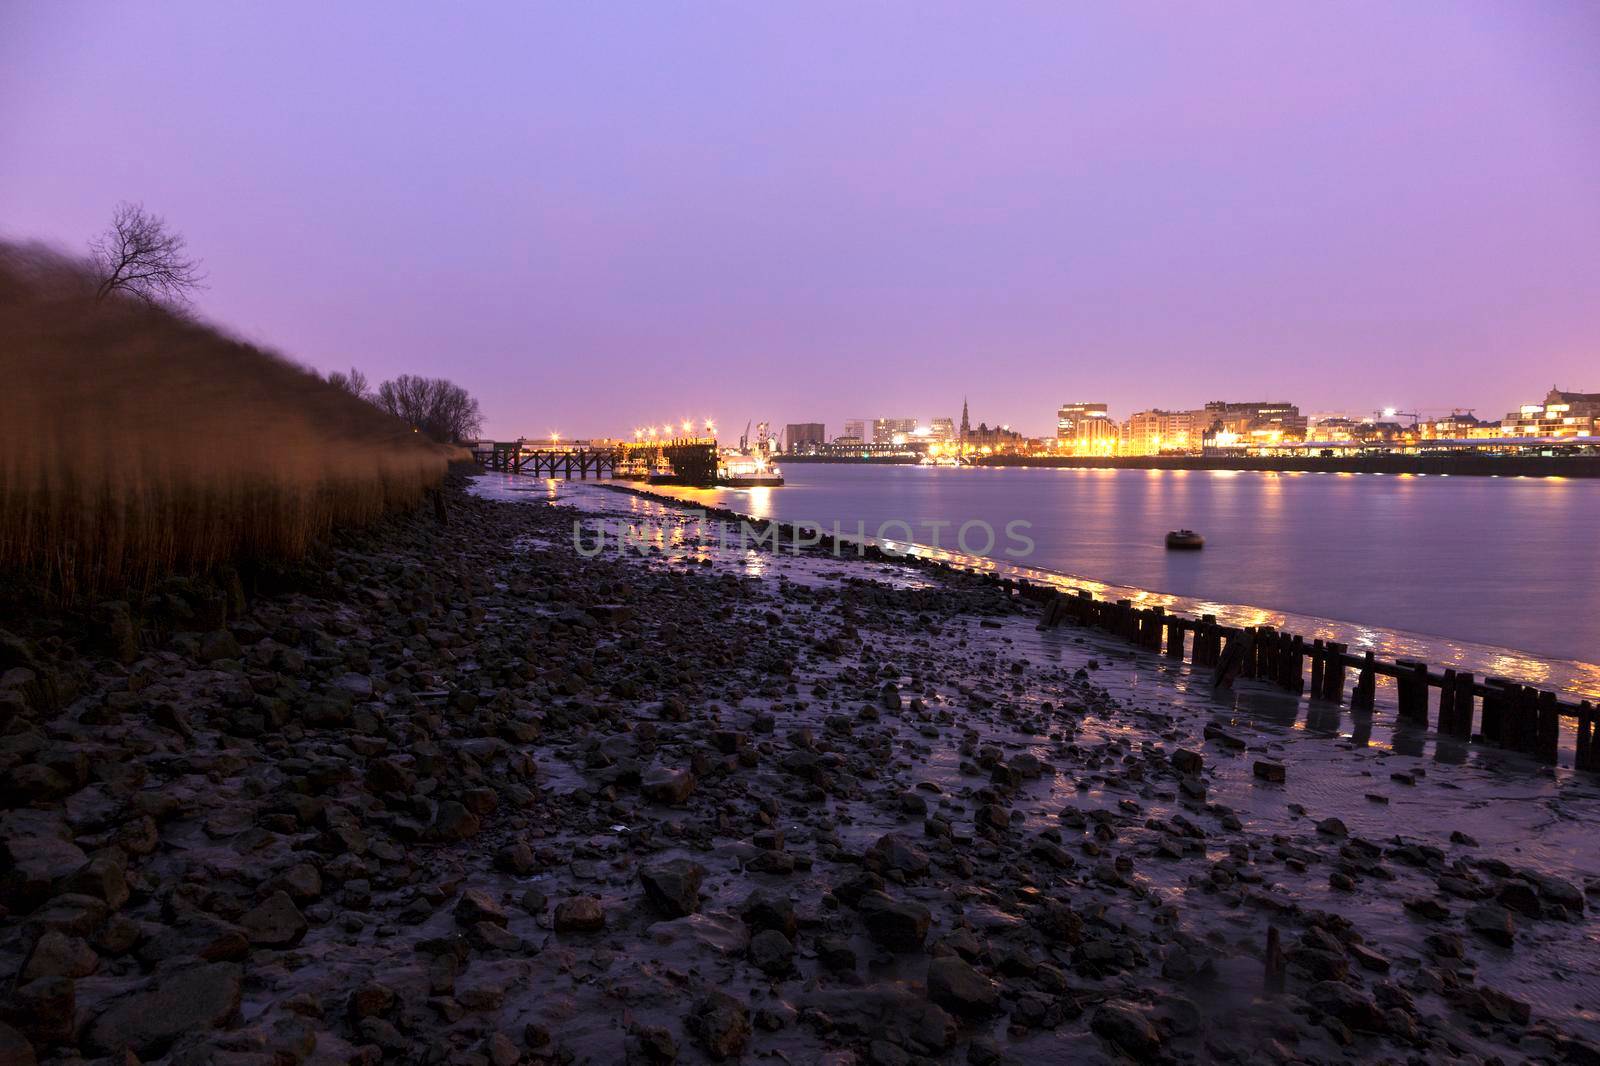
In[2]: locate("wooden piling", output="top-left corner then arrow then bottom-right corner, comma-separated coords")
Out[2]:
1395,660 -> 1429,727
1285,634 -> 1305,692
1481,678 -> 1507,743
1199,614 -> 1219,666
1536,690 -> 1559,765
1578,703 -> 1595,772
1322,643 -> 1348,704
1451,671 -> 1475,739
1351,651 -> 1376,711
1438,669 -> 1457,734
1165,618 -> 1185,659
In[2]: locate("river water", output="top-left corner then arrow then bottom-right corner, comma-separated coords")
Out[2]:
625,464 -> 1600,701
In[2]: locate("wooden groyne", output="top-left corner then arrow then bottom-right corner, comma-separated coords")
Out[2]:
1010,579 -> 1598,769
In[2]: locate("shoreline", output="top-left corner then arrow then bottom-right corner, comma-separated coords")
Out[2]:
1,472 -> 1596,1064
777,453 -> 1600,478
587,478 -> 1600,708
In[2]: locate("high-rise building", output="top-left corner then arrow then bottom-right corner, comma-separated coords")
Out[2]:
1056,402 -> 1109,439
1123,409 -> 1202,455
841,419 -> 867,443
929,417 -> 956,442
872,417 -> 918,443
784,423 -> 826,452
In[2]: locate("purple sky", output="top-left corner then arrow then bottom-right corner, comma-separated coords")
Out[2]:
4,3 -> 1598,439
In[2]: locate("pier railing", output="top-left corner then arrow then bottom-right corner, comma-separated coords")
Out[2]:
1004,578 -> 1597,771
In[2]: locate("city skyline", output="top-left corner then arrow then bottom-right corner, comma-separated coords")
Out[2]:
4,3 -> 1599,439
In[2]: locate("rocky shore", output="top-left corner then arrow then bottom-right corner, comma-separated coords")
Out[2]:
1,470 -> 1596,1065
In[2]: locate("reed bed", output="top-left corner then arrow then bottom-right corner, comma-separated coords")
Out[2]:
0,243 -> 456,602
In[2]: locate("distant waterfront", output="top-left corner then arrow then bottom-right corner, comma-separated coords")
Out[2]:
779,452 -> 1600,477
620,464 -> 1600,696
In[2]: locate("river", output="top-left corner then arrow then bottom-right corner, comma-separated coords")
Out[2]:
626,464 -> 1600,700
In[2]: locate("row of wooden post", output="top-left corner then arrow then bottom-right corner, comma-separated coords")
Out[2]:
1013,576 -> 1596,770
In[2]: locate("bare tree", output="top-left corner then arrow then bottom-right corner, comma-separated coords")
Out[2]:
90,202 -> 204,306
326,366 -> 370,399
374,374 -> 483,443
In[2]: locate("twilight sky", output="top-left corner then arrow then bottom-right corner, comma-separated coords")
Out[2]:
3,3 -> 1598,439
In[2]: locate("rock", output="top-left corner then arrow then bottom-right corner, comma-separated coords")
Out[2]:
926,956 -> 999,1016
0,812 -> 87,910
553,896 -> 605,933
0,1020 -> 34,1066
641,767 -> 697,805
1316,817 -> 1348,838
137,911 -> 249,964
21,930 -> 98,981
424,800 -> 481,842
1305,980 -> 1387,1033
625,1023 -> 679,1065
806,987 -> 956,1054
83,961 -> 243,1058
1466,902 -> 1516,947
816,934 -> 857,972
640,859 -> 707,918
239,890 -> 308,947
1090,1002 -> 1162,1058
199,629 -> 242,663
65,854 -> 134,910
748,928 -> 794,976
686,990 -> 750,1060
1252,760 -> 1286,783
347,981 -> 397,1020
739,890 -> 798,939
276,862 -> 323,901
10,976 -> 74,1045
1349,943 -> 1390,973
454,887 -> 509,928
1452,984 -> 1532,1026
858,891 -> 932,952
867,833 -> 930,878
1170,749 -> 1203,775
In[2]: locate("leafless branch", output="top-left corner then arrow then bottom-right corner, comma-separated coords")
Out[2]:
90,201 -> 205,306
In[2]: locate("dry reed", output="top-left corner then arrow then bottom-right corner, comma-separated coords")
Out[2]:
0,242 -> 457,602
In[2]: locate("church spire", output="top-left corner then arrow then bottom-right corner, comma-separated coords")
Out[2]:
960,396 -> 970,441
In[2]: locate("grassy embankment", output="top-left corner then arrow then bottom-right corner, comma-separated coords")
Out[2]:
0,243 -> 457,603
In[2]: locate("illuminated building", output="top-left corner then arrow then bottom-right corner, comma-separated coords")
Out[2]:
872,417 -> 917,444
1056,402 -> 1109,439
1499,388 -> 1600,438
1123,409 -> 1201,455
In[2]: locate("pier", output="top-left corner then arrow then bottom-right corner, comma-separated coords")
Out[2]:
471,437 -> 720,486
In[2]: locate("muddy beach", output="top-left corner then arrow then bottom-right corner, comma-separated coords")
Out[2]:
1,471 -> 1597,1066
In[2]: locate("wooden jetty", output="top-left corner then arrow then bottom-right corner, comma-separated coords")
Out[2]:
1004,578 -> 1597,769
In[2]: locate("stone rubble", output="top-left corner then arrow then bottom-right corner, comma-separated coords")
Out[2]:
0,470 -> 1594,1064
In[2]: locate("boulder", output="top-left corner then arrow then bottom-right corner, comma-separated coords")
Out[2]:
83,962 -> 244,1058
925,956 -> 998,1016
239,890 -> 308,947
640,859 -> 707,918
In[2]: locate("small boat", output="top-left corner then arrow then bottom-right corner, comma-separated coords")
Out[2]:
1165,529 -> 1204,550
